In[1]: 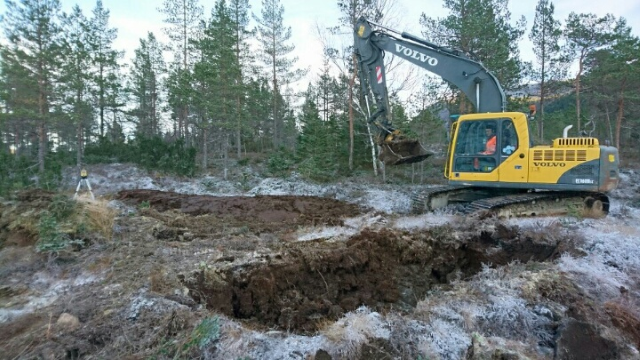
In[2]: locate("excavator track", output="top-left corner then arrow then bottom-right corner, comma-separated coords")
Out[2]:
411,187 -> 610,218
461,191 -> 610,218
411,186 -> 465,213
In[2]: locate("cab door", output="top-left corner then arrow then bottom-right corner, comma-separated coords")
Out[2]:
448,119 -> 500,183
496,117 -> 529,184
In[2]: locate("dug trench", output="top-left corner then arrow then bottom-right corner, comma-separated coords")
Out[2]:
118,189 -> 568,334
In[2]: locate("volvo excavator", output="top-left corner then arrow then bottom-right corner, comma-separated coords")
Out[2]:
354,17 -> 619,217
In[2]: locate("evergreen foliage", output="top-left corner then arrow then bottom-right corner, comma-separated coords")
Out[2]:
529,0 -> 566,142
253,0 -> 306,148
419,0 -> 526,114
1,1 -> 640,183
129,32 -> 166,137
158,0 -> 204,139
84,136 -> 197,177
0,146 -> 72,196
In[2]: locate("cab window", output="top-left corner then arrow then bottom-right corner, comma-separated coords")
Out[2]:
500,120 -> 518,156
452,120 -> 497,172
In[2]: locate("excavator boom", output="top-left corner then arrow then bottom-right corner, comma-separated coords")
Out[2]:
354,17 -> 506,165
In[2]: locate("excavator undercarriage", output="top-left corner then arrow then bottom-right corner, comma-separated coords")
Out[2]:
411,186 -> 610,219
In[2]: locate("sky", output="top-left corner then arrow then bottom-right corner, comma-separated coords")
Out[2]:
1,0 -> 640,88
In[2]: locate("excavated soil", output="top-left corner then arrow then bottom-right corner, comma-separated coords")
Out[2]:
179,226 -> 563,333
115,189 -> 563,333
0,188 -> 634,359
117,189 -> 364,234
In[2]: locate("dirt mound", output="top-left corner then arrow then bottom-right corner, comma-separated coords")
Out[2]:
117,189 -> 364,227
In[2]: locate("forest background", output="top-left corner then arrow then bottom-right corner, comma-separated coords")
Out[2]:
1,0 -> 639,194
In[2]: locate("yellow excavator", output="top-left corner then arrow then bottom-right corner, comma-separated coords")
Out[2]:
354,17 -> 619,217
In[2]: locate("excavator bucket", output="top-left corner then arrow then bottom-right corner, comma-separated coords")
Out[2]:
379,137 -> 432,166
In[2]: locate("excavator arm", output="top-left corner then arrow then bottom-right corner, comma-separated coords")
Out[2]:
354,17 -> 507,165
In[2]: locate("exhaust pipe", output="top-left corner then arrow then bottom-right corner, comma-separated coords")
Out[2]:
563,125 -> 573,138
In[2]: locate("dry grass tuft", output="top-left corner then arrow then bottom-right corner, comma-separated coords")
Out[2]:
320,307 -> 390,359
77,198 -> 117,240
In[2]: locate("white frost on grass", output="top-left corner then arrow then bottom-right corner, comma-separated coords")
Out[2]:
211,320 -> 325,360
359,189 -> 413,214
296,226 -> 358,242
321,307 -> 391,358
296,213 -> 389,241
424,318 -> 472,360
211,307 -> 390,360
247,177 -> 326,196
0,272 -> 99,323
393,213 -> 456,230
558,214 -> 640,301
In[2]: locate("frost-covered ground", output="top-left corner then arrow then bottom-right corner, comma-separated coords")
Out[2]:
62,163 -> 640,359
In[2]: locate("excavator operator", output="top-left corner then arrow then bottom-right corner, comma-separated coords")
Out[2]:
479,125 -> 497,155
474,125 -> 497,171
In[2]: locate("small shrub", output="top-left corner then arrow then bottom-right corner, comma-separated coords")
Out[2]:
37,211 -> 70,252
237,158 -> 250,166
139,201 -> 150,209
201,178 -> 216,191
266,148 -> 295,176
48,194 -> 77,220
240,172 -> 252,191
180,316 -> 220,355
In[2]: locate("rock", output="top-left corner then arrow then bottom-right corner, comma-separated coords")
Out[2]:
56,313 -> 80,332
555,319 -> 619,360
314,349 -> 332,360
468,332 -> 532,360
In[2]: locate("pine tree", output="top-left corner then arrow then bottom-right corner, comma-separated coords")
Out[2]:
253,0 -> 306,149
60,5 -> 93,167
243,75 -> 273,152
0,44 -> 35,157
229,0 -> 252,158
529,0 -> 565,141
129,32 -> 166,137
297,94 -> 340,181
582,23 -> 640,149
159,0 -> 204,140
2,0 -> 64,173
87,0 -> 122,138
563,12 -> 617,133
192,0 -> 240,169
419,0 -> 526,113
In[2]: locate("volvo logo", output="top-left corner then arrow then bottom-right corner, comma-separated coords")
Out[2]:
533,162 -> 566,167
394,44 -> 438,66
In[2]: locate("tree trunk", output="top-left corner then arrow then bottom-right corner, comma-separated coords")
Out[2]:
100,63 -> 105,137
366,124 -> 378,177
38,69 -> 47,174
615,84 -> 625,149
349,54 -> 356,171
202,127 -> 208,169
38,122 -> 46,174
77,121 -> 83,168
575,52 -> 585,133
272,59 -> 278,148
236,96 -> 242,158
539,60 -> 546,142
13,124 -> 20,157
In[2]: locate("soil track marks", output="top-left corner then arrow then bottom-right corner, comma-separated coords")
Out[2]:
117,189 -> 363,233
